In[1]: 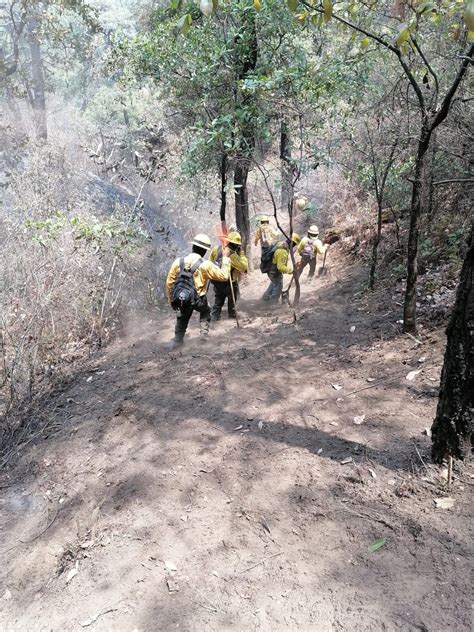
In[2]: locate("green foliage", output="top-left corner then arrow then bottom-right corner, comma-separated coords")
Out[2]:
24,210 -> 150,254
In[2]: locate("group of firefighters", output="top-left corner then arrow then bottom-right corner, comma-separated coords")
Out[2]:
165,215 -> 328,348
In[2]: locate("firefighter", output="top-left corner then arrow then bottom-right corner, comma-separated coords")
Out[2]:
262,233 -> 300,302
166,234 -> 230,347
254,215 -> 279,249
210,231 -> 248,321
297,225 -> 328,281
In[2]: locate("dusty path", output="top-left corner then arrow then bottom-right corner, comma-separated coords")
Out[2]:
1,253 -> 472,631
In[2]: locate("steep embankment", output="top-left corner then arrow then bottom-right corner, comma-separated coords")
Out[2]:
1,250 -> 472,632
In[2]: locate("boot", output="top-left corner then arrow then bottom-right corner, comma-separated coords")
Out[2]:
200,319 -> 210,338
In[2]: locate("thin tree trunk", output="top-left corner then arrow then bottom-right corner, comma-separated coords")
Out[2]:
431,227 -> 474,462
403,124 -> 430,333
219,152 -> 227,224
370,198 -> 383,290
234,161 -> 250,251
27,16 -> 47,142
280,120 -> 291,212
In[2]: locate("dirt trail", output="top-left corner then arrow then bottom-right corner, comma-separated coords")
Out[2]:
1,251 -> 472,632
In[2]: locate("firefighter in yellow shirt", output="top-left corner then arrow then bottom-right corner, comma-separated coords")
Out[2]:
254,215 -> 279,249
209,231 -> 248,321
262,233 -> 300,302
166,234 -> 231,347
297,225 -> 328,281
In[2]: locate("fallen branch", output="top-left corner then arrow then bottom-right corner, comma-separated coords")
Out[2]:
338,503 -> 396,531
238,551 -> 283,573
19,507 -> 59,543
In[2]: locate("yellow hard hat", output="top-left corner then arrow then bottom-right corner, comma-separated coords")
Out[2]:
291,232 -> 301,244
308,224 -> 319,237
260,215 -> 270,224
295,197 -> 307,210
227,231 -> 242,246
191,233 -> 211,250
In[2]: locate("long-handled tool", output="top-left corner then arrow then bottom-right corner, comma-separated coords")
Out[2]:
228,275 -> 241,329
318,249 -> 328,277
281,274 -> 295,305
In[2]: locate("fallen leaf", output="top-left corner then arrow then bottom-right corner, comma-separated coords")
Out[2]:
164,560 -> 178,572
317,448 -> 323,455
422,427 -> 432,437
434,497 -> 455,509
233,425 -> 243,431
66,561 -> 79,584
247,416 -> 254,421
353,415 -> 365,425
388,479 -> 396,486
406,369 -> 422,381
368,538 -> 386,553
258,420 -> 263,431
418,356 -> 427,363
368,468 -> 377,479
350,325 -> 356,333
366,377 -> 376,382
86,376 -> 93,383
2,589 -> 12,600
330,421 -> 338,426
212,571 -> 219,577
332,384 -> 342,391
340,457 -> 353,465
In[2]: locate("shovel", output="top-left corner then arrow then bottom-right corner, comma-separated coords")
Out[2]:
318,249 -> 328,277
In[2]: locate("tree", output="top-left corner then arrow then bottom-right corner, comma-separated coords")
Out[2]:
1,0 -> 98,141
293,0 -> 473,333
431,226 -> 473,463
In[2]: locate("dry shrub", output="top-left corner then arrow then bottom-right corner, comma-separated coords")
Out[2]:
0,143 -> 150,447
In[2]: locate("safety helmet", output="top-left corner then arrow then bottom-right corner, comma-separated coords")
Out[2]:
295,197 -> 307,210
191,233 -> 211,250
308,224 -> 319,237
291,232 -> 301,244
260,215 -> 270,224
227,231 -> 242,246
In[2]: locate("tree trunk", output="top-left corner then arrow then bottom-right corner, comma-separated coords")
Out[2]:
370,198 -> 383,290
219,152 -> 227,224
27,16 -> 47,142
403,123 -> 431,333
280,120 -> 291,212
234,161 -> 250,251
431,227 -> 474,463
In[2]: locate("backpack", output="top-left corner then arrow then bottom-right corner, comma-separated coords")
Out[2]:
260,244 -> 278,273
170,257 -> 203,310
302,238 -> 315,260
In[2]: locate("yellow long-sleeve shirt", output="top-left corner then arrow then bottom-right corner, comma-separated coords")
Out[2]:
254,225 -> 278,247
209,245 -> 248,282
273,246 -> 293,274
166,253 -> 230,303
297,236 -> 327,257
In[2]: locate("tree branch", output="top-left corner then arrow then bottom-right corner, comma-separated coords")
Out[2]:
430,43 -> 474,132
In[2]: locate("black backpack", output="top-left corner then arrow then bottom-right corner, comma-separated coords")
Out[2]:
260,244 -> 278,273
170,257 -> 203,310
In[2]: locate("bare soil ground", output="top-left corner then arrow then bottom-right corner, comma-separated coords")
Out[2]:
1,251 -> 472,632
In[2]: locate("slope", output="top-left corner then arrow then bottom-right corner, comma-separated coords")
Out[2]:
0,250 -> 472,632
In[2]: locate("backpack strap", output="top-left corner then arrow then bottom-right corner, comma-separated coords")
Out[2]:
179,257 -> 185,273
190,257 -> 203,274
217,246 -> 223,268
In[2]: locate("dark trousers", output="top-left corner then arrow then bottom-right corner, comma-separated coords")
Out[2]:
211,281 -> 238,320
175,296 -> 211,343
262,270 -> 283,301
297,256 -> 316,278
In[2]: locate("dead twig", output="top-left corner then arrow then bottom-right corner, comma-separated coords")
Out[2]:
412,442 -> 430,475
338,503 -> 396,531
19,506 -> 59,543
447,456 -> 453,488
238,551 -> 283,573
